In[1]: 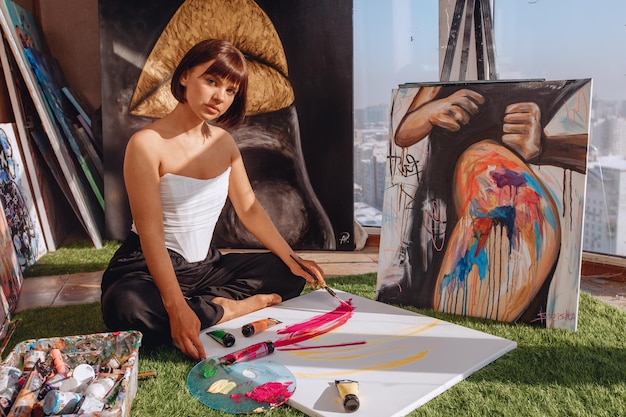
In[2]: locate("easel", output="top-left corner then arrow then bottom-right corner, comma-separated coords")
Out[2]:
440,0 -> 497,81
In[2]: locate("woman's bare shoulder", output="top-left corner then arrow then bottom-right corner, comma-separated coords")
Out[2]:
126,124 -> 170,157
210,125 -> 239,151
130,122 -> 163,141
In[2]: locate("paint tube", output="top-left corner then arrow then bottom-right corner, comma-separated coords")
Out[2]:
335,379 -> 360,412
49,348 -> 70,377
207,330 -> 236,347
241,318 -> 282,337
218,341 -> 274,366
6,364 -> 44,417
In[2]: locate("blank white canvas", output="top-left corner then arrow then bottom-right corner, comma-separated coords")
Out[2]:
199,290 -> 516,417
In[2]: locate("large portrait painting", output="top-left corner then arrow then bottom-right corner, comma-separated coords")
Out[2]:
99,0 -> 354,250
377,79 -> 592,330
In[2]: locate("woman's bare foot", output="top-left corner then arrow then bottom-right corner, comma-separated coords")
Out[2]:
214,294 -> 282,323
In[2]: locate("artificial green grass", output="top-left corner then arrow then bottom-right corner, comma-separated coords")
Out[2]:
22,240 -> 121,277
5,273 -> 626,416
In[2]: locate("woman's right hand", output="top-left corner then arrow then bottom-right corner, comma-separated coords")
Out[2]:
290,256 -> 326,289
169,302 -> 206,361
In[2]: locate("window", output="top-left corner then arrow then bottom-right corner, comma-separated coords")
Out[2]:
494,0 -> 626,258
354,0 -> 626,261
353,0 -> 438,227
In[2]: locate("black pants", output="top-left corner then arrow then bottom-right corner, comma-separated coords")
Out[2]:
101,233 -> 305,347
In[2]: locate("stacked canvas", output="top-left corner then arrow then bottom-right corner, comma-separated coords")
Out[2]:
0,0 -> 103,251
0,0 -> 104,338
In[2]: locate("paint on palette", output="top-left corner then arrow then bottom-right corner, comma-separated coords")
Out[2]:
186,358 -> 296,414
230,381 -> 294,406
201,359 -> 219,378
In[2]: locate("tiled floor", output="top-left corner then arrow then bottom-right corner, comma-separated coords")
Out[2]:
15,249 -> 381,312
15,247 -> 626,313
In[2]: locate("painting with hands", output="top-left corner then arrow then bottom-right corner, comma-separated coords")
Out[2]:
377,79 -> 592,330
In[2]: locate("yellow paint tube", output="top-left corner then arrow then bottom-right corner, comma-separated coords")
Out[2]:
334,379 -> 360,412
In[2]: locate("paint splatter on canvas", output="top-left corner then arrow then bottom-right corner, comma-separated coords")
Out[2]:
377,79 -> 591,330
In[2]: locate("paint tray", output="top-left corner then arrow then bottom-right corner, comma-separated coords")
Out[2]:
1,330 -> 142,417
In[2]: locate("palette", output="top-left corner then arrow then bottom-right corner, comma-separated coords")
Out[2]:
186,357 -> 296,414
198,290 -> 517,416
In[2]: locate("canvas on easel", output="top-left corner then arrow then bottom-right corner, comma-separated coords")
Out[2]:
0,0 -> 103,248
377,79 -> 591,330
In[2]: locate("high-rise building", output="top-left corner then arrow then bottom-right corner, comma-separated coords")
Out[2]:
584,155 -> 626,256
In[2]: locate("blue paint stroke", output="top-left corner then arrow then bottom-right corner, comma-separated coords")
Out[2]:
441,240 -> 488,287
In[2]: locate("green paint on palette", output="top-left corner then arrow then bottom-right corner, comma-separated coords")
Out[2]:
202,359 -> 219,378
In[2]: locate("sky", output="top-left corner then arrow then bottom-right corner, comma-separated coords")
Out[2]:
354,0 -> 626,109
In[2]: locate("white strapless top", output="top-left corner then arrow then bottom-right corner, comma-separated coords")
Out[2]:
131,167 -> 230,263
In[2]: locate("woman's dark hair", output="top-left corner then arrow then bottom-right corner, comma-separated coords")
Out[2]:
171,39 -> 248,128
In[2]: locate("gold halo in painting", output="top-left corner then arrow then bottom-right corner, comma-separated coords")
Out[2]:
129,0 -> 294,118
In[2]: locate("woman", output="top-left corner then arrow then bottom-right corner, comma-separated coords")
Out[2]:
101,39 -> 325,361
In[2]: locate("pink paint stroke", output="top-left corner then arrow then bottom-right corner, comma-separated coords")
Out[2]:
277,340 -> 366,351
274,299 -> 356,349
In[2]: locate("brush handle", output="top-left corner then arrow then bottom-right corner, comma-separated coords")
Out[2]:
324,286 -> 338,297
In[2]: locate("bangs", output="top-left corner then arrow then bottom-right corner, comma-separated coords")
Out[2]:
171,39 -> 248,128
204,55 -> 246,90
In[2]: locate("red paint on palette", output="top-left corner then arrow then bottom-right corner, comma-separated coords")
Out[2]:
246,381 -> 294,405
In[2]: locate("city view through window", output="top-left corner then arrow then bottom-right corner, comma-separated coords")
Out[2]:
353,0 -> 626,258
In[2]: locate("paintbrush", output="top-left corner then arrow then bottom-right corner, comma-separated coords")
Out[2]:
290,254 -> 347,305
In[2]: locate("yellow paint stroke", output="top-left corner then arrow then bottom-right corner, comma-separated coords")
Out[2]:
364,320 -> 441,345
294,349 -> 430,378
292,345 -> 411,361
